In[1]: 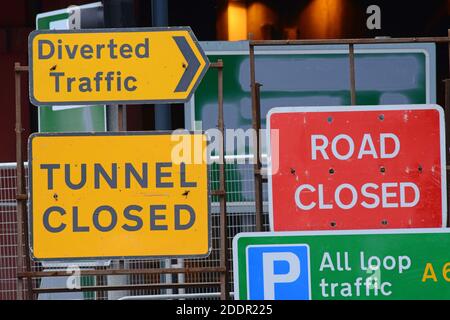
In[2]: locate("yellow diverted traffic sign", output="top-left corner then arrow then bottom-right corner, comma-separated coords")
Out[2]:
28,132 -> 210,260
28,27 -> 209,105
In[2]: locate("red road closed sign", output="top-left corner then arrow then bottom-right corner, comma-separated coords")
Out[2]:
267,105 -> 446,231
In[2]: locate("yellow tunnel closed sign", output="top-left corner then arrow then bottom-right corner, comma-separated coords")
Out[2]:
28,132 -> 210,260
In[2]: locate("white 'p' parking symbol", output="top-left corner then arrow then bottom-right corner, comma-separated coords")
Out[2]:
247,244 -> 311,300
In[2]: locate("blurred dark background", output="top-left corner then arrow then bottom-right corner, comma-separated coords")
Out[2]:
0,0 -> 449,161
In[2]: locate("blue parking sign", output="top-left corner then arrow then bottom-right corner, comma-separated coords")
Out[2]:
246,244 -> 311,300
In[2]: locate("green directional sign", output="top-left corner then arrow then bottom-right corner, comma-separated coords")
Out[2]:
233,229 -> 450,300
36,2 -> 107,133
188,41 -> 436,203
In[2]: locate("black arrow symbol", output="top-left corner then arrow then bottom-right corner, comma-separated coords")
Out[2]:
173,36 -> 201,93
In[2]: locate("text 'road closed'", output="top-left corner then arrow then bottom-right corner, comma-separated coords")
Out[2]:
268,105 -> 446,231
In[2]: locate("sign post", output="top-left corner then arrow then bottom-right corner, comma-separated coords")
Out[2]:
267,105 -> 446,230
233,229 -> 450,300
28,132 -> 210,260
28,27 -> 209,105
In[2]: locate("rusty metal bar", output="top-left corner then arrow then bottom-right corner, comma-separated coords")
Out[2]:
119,292 -> 230,300
448,30 -> 450,76
210,60 -> 230,300
250,36 -> 450,46
17,266 -> 226,278
445,78 -> 450,228
118,105 -> 125,131
249,44 -> 264,232
16,194 -> 27,200
254,83 -> 264,231
213,59 -> 230,300
14,62 -> 25,301
15,65 -> 29,72
116,102 -> 125,295
349,44 -> 357,105
32,282 -> 220,294
445,29 -> 450,228
210,62 -> 222,68
14,63 -> 33,300
210,190 -> 226,196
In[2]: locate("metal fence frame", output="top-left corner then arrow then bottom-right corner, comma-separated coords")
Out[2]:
11,60 -> 242,300
3,33 -> 450,300
248,34 -> 450,232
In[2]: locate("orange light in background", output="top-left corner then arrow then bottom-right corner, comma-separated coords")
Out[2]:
227,1 -> 248,40
218,0 -> 345,41
247,1 -> 277,40
299,0 -> 345,38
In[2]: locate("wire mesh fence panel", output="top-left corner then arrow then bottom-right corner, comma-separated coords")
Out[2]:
0,161 -> 268,300
0,164 -> 19,300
